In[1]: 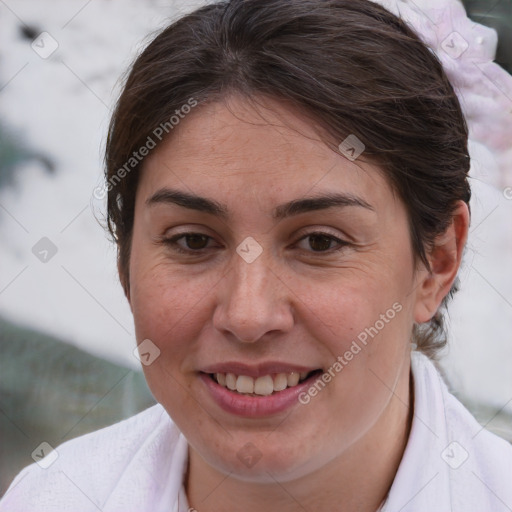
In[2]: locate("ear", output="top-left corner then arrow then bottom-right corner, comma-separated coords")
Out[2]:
414,201 -> 470,323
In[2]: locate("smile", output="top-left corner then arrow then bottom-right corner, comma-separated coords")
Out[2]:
200,366 -> 324,417
210,371 -> 314,396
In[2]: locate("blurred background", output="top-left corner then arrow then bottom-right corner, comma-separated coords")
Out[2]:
0,0 -> 511,497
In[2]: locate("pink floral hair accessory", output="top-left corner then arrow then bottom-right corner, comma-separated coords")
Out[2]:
374,0 -> 512,187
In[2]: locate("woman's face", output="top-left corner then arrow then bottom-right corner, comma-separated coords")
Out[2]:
128,96 -> 425,482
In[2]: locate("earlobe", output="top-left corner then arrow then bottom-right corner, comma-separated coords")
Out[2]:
413,201 -> 470,324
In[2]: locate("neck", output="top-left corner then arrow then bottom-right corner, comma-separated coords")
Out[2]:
186,365 -> 413,512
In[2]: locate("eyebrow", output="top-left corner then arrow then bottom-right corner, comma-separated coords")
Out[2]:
146,188 -> 374,219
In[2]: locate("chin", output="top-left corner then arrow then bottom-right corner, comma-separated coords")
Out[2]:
201,437 -> 319,483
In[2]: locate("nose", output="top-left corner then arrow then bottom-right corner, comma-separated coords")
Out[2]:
212,250 -> 294,343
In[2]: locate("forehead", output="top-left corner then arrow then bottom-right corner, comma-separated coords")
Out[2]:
138,95 -> 395,212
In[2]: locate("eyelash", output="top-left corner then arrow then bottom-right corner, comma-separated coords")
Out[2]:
160,231 -> 349,255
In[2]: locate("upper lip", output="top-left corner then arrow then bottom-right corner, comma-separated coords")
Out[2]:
200,362 -> 320,378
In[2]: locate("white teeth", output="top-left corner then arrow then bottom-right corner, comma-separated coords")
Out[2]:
254,375 -> 274,396
287,372 -> 300,387
226,373 -> 237,391
213,370 -> 312,395
236,375 -> 254,394
273,373 -> 288,391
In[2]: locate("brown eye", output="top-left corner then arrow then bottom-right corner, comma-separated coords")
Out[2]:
184,234 -> 209,250
308,234 -> 335,252
161,232 -> 216,254
295,231 -> 349,254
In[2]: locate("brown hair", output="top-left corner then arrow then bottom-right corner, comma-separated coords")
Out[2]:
104,0 -> 471,358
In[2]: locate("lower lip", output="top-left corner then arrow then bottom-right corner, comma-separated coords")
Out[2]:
199,372 -> 321,418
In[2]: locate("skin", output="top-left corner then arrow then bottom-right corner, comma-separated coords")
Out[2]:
125,95 -> 469,512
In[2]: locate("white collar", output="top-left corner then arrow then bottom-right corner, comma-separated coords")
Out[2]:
165,352 -> 512,512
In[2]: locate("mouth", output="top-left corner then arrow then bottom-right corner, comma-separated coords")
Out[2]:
199,362 -> 325,417
208,370 -> 321,396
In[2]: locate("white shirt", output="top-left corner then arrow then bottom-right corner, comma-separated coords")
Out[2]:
1,351 -> 511,511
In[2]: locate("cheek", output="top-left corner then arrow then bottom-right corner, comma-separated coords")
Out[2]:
129,252 -> 216,337
283,263 -> 407,350
284,267 -> 411,418
128,256 -> 220,397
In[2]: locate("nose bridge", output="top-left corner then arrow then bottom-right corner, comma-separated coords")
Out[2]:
232,253 -> 271,305
214,248 -> 292,342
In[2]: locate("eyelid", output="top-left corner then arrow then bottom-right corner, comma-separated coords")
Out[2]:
293,230 -> 350,253
294,225 -> 345,239
159,227 -> 350,255
158,231 -> 220,255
